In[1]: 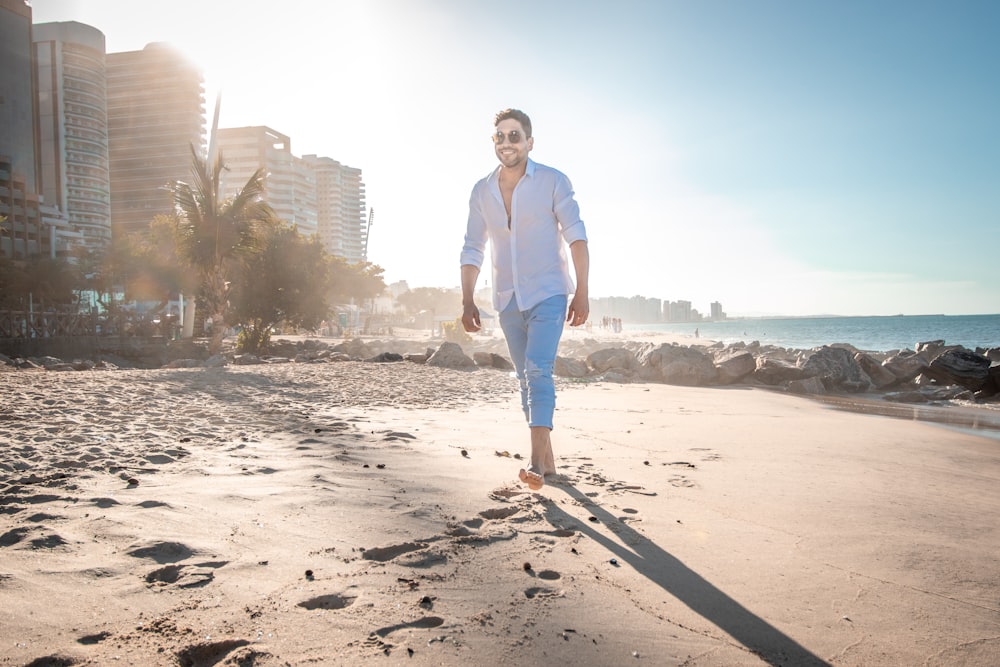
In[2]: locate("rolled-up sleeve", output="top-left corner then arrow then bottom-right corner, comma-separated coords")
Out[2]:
460,186 -> 487,268
554,176 -> 587,245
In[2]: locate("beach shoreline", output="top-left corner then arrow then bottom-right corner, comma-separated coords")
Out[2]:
1,359 -> 999,665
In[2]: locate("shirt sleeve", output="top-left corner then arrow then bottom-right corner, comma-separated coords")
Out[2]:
554,174 -> 588,245
460,183 -> 487,268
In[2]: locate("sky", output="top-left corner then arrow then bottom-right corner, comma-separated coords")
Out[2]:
30,0 -> 1000,317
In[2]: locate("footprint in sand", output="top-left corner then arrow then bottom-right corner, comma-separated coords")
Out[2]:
479,507 -> 521,521
372,615 -> 445,638
175,639 -> 251,667
361,542 -> 429,562
524,586 -> 563,599
145,561 -> 227,588
298,593 -> 358,611
127,540 -> 194,564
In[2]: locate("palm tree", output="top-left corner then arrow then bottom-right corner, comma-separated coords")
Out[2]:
170,145 -> 275,354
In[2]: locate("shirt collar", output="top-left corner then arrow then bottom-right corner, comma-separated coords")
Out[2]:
491,157 -> 536,182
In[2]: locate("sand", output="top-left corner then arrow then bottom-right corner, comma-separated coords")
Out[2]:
1,338 -> 999,666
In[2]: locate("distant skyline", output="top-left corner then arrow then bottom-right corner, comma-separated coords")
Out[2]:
30,0 -> 999,317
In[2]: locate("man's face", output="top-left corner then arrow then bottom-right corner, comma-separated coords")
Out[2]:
493,118 -> 533,169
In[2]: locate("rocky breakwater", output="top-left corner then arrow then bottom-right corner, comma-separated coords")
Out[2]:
553,338 -> 999,405
3,334 -> 997,407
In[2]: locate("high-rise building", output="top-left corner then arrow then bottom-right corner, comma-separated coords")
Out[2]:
106,42 -> 204,238
33,21 -> 111,255
302,154 -> 367,263
215,126 -> 317,236
0,0 -> 47,258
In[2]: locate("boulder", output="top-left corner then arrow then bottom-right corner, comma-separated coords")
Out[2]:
427,342 -> 475,369
555,355 -> 588,378
34,356 -> 65,368
713,348 -> 756,384
786,376 -> 826,395
234,354 -> 264,365
366,352 -> 404,363
922,348 -> 991,391
47,363 -> 77,372
587,347 -> 636,374
854,352 -> 898,389
473,351 -> 514,371
637,343 -> 717,386
882,350 -> 929,382
332,337 -> 371,359
204,354 -> 229,368
0,352 -> 12,366
751,356 -> 804,386
800,346 -> 873,393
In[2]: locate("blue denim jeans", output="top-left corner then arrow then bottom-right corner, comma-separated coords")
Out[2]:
498,294 -> 567,430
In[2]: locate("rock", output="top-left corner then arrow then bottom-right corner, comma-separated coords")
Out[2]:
404,353 -> 429,364
751,357 -> 804,386
34,355 -> 65,368
555,355 -> 589,378
204,354 -> 229,368
46,363 -> 77,372
0,352 -> 12,366
637,343 -> 717,386
800,346 -> 873,393
915,339 -> 946,355
922,348 -> 991,391
264,357 -> 292,364
366,352 -> 404,363
883,390 -> 930,403
71,359 -> 96,371
854,352 -> 898,389
979,347 -> 1000,362
233,354 -> 264,365
786,376 -> 826,395
332,338 -> 371,359
601,371 -> 630,384
427,342 -> 475,369
980,362 -> 1000,398
472,351 -> 513,370
882,350 -> 929,382
713,348 -> 756,384
587,347 -> 636,373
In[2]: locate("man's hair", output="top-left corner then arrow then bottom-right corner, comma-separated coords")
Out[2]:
494,108 -> 532,138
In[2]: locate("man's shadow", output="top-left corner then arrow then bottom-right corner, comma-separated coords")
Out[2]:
543,481 -> 829,666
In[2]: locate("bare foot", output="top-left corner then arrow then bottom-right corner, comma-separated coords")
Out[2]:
519,467 -> 544,490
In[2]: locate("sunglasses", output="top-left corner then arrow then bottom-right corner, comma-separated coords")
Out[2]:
492,129 -> 525,145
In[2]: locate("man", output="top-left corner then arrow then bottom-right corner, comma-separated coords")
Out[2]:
460,108 -> 590,491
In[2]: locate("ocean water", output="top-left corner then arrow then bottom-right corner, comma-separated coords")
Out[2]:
623,314 -> 1000,353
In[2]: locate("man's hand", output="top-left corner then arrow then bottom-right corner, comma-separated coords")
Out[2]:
462,302 -> 482,332
566,293 -> 589,327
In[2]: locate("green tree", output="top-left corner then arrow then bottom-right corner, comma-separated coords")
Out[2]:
229,224 -> 330,353
328,258 -> 387,305
170,146 -> 275,354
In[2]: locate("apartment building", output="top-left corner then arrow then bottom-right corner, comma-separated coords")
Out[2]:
106,42 -> 204,238
33,21 -> 111,254
215,126 -> 317,237
302,154 -> 367,264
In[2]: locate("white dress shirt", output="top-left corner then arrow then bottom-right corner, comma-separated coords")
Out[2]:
461,158 -> 588,313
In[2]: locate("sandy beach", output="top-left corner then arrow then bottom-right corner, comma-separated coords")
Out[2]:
2,337 -> 999,666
